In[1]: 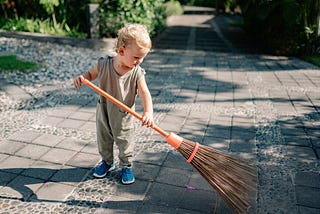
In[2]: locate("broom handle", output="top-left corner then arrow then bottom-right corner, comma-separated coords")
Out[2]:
80,76 -> 169,138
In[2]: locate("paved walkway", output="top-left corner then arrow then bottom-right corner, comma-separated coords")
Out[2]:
0,6 -> 320,214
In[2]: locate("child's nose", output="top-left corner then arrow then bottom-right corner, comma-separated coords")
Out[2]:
137,58 -> 143,64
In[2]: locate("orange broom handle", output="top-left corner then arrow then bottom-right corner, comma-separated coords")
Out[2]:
80,76 -> 170,138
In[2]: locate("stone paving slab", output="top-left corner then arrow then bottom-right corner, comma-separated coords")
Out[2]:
0,5 -> 320,214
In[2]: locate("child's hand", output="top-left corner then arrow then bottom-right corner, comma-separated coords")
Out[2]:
73,76 -> 82,89
141,112 -> 154,128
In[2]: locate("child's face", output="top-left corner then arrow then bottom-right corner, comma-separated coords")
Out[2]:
119,42 -> 150,68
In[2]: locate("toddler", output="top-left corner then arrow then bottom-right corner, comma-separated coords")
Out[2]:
73,23 -> 154,184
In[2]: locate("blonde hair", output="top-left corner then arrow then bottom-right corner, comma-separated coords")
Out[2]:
115,23 -> 152,52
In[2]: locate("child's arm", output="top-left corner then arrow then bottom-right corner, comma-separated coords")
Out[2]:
73,64 -> 99,89
137,76 -> 154,127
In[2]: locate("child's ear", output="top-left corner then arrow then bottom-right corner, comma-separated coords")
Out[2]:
118,46 -> 125,56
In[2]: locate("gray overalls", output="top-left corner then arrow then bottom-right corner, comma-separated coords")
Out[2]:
96,56 -> 145,167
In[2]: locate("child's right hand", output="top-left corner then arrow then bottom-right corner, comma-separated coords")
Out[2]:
73,76 -> 82,89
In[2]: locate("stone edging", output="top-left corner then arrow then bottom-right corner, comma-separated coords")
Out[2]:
0,29 -> 115,51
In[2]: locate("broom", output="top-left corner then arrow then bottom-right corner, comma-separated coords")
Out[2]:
80,76 -> 256,213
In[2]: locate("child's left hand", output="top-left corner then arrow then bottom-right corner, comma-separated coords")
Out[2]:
141,112 -> 154,128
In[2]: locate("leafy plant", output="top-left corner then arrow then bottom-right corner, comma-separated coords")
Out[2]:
99,0 -> 166,38
39,0 -> 59,27
0,16 -> 86,38
302,54 -> 320,67
0,0 -> 88,38
238,0 -> 319,55
165,0 -> 183,17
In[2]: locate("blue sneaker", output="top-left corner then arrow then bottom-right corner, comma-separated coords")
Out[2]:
93,160 -> 115,178
121,167 -> 135,184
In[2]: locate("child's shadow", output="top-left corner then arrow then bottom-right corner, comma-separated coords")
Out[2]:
0,167 -> 94,202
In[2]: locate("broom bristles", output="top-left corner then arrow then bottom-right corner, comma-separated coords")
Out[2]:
178,139 -> 257,214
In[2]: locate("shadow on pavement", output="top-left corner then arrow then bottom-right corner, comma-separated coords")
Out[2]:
0,167 -> 92,201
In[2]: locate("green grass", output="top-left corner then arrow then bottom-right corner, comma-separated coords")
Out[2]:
0,55 -> 38,71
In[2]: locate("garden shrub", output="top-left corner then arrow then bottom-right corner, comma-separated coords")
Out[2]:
99,0 -> 167,38
165,0 -> 183,17
237,0 -> 319,55
0,0 -> 89,37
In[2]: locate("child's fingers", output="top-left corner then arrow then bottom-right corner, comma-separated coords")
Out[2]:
73,78 -> 82,89
141,116 -> 154,128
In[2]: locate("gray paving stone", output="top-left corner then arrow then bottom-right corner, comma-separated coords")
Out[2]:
305,127 -> 320,139
39,148 -> 77,165
0,171 -> 18,186
134,151 -> 168,166
15,144 -> 51,160
297,206 -> 320,214
137,204 -> 178,214
176,207 -> 212,214
316,148 -> 320,158
1,84 -> 32,100
0,156 -> 35,174
157,119 -> 182,134
78,106 -> 96,114
21,160 -> 62,180
133,162 -> 161,181
55,137 -> 87,151
32,182 -> 76,201
39,116 -> 64,127
294,171 -> 320,188
285,146 -> 317,162
206,127 -> 231,139
202,135 -> 229,152
231,129 -> 256,141
178,188 -> 216,213
50,166 -> 90,183
66,152 -> 100,168
109,179 -> 150,201
273,104 -> 297,116
210,116 -> 233,126
3,175 -> 44,200
33,133 -> 65,147
163,150 -> 193,171
78,121 -> 96,132
309,136 -> 320,148
99,195 -> 142,213
8,131 -> 41,143
81,141 -> 99,154
145,182 -> 185,208
0,153 -> 9,162
295,185 -> 320,208
47,106 -> 78,118
281,127 -> 307,137
156,166 -> 190,187
229,139 -> 256,153
284,135 -> 311,147
68,111 -> 95,121
56,118 -> 86,129
0,140 -> 27,155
